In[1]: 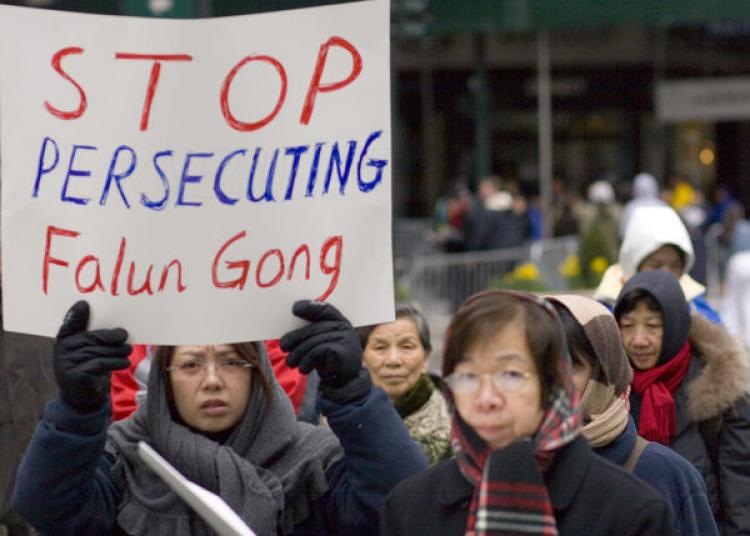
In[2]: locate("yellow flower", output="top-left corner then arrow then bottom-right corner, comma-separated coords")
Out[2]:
590,256 -> 609,274
514,262 -> 540,281
559,254 -> 581,278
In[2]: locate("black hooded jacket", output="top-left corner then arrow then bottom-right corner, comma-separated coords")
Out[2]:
615,271 -> 750,535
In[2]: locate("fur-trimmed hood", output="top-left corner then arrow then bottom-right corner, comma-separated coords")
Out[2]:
687,313 -> 750,421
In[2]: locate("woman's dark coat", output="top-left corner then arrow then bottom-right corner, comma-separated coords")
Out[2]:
380,435 -> 673,536
596,418 -> 717,536
630,313 -> 750,535
12,384 -> 426,536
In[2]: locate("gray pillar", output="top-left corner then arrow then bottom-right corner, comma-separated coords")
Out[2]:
472,33 -> 491,182
391,41 -> 406,217
537,30 -> 553,238
652,27 -> 668,181
420,37 -> 443,215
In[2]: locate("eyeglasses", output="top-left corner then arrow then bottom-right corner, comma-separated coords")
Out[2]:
165,358 -> 255,379
444,370 -> 535,395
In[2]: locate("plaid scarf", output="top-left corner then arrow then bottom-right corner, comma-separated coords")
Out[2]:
450,363 -> 582,536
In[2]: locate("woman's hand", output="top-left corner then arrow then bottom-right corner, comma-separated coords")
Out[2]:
280,300 -> 362,389
53,301 -> 132,413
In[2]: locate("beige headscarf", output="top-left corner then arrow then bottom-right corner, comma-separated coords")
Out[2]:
547,295 -> 633,447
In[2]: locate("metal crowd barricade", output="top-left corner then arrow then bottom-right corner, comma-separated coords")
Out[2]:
529,235 -> 579,291
397,236 -> 580,315
392,217 -> 437,281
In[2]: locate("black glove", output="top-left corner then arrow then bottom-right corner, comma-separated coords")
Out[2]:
280,300 -> 364,391
53,301 -> 132,413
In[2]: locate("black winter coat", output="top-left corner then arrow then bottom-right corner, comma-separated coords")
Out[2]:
630,314 -> 750,535
380,435 -> 673,536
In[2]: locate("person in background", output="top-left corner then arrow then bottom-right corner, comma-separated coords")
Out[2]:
465,175 -> 528,252
381,290 -> 671,536
575,180 -> 622,286
595,205 -> 721,323
667,173 -> 696,214
706,185 -> 740,229
615,271 -> 750,535
551,175 -> 579,237
12,300 -> 427,535
620,172 -> 667,237
721,250 -> 750,349
110,345 -> 152,421
522,181 -> 544,241
358,304 -> 451,465
714,201 -> 750,279
549,294 -> 717,536
432,182 -> 474,253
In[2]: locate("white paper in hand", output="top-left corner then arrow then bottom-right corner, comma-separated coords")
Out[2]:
137,441 -> 257,536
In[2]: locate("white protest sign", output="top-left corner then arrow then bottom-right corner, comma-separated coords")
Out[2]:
0,0 -> 393,344
138,442 -> 257,536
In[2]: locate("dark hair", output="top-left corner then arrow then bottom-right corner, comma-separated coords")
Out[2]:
553,304 -> 604,384
157,343 -> 272,423
613,288 -> 661,321
442,292 -> 564,408
357,304 -> 432,355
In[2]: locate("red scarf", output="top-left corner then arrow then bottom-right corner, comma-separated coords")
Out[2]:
631,341 -> 691,445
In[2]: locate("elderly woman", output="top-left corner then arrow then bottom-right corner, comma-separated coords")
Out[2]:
615,270 -> 750,534
549,294 -> 717,536
358,304 -> 451,465
12,300 -> 427,536
381,290 -> 671,536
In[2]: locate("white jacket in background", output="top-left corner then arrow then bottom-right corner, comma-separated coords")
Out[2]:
722,251 -> 750,349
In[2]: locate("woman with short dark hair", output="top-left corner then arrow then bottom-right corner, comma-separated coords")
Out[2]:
381,290 -> 672,536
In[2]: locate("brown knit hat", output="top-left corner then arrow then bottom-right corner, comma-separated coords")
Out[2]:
547,295 -> 633,394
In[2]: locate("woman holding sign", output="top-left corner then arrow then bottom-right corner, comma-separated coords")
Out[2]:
12,300 -> 427,536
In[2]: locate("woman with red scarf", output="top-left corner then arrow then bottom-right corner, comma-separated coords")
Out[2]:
615,270 -> 750,535
381,290 -> 671,536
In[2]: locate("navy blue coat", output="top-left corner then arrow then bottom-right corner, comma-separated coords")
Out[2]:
595,419 -> 718,536
12,385 -> 427,536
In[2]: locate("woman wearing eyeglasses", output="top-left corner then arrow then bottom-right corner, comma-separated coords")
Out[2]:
380,290 -> 672,536
12,300 -> 427,536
